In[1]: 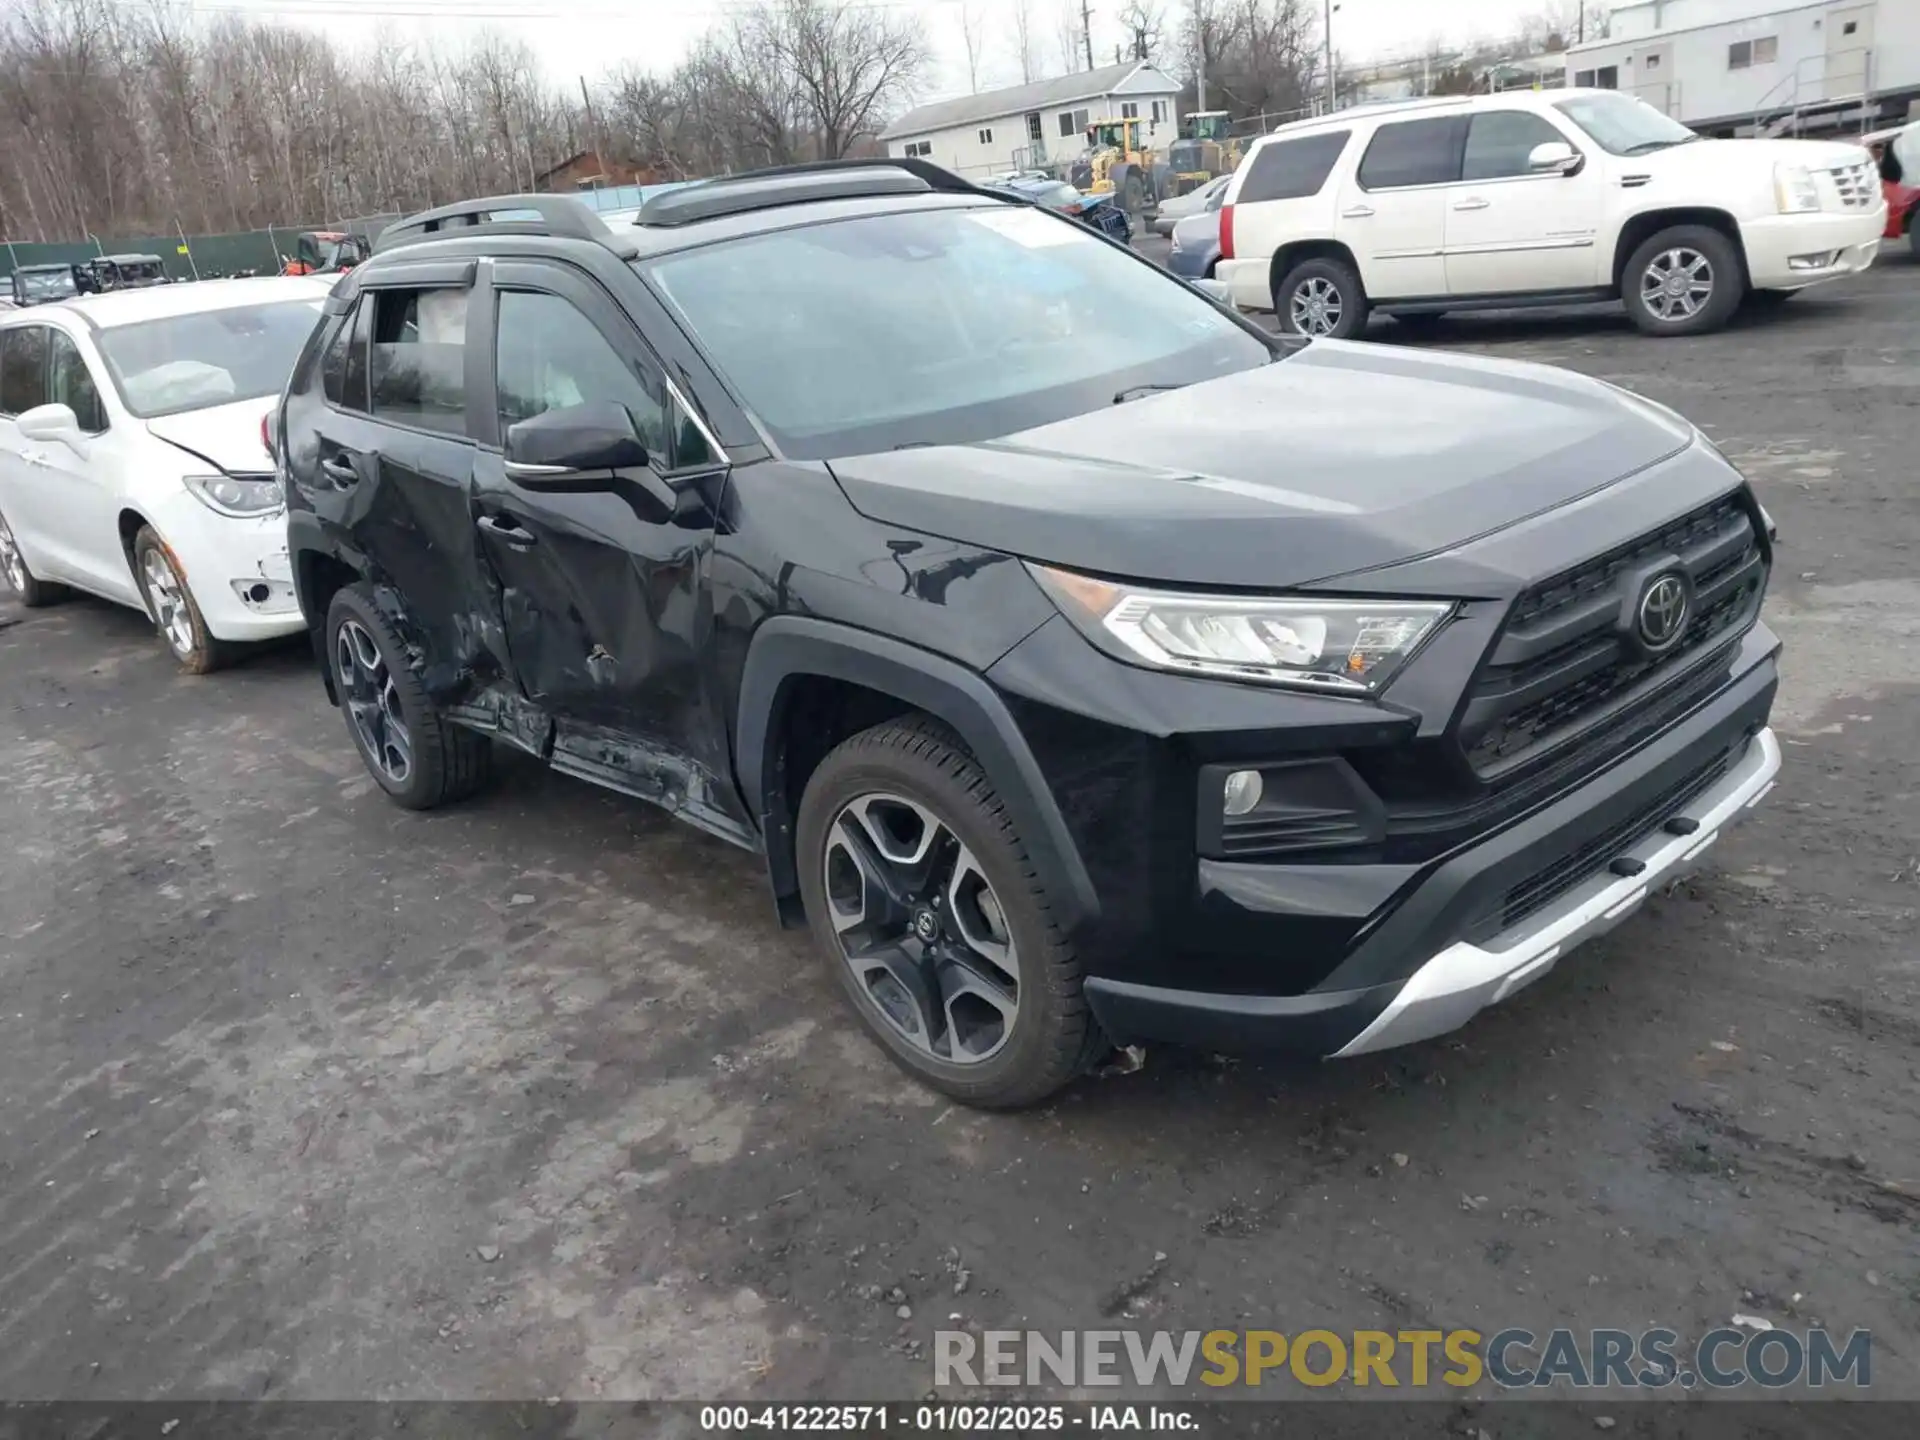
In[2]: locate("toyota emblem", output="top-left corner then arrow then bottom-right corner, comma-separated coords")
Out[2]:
1637,573 -> 1690,650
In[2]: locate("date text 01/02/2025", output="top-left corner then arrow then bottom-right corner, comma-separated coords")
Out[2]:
698,1404 -> 1195,1432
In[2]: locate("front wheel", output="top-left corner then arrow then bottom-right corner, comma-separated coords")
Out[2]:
133,526 -> 233,673
324,583 -> 493,810
1274,257 -> 1370,339
795,716 -> 1104,1109
1623,225 -> 1744,336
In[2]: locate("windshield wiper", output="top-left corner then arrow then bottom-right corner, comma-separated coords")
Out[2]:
1113,382 -> 1189,405
1621,135 -> 1699,155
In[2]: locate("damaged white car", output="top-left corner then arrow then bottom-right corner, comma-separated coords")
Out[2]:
0,275 -> 331,670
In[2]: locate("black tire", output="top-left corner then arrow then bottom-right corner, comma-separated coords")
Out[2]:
795,715 -> 1105,1109
324,583 -> 492,810
131,525 -> 235,673
0,507 -> 65,608
1273,256 -> 1370,339
1622,224 -> 1744,336
1122,172 -> 1144,213
1908,220 -> 1919,263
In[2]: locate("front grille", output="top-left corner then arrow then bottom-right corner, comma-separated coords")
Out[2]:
1462,743 -> 1741,943
1829,159 -> 1877,210
1461,493 -> 1765,777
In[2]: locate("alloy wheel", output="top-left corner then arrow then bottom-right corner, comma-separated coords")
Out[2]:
336,618 -> 413,784
141,546 -> 196,658
0,512 -> 25,594
1290,277 -> 1344,336
1641,247 -> 1714,323
822,791 -> 1020,1065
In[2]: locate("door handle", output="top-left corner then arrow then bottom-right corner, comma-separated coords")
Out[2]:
1341,204 -> 1375,218
1452,196 -> 1490,211
319,455 -> 359,485
477,514 -> 538,547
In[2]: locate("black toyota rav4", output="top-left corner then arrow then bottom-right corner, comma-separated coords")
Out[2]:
278,161 -> 1782,1108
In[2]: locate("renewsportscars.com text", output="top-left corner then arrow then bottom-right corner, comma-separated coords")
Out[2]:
934,1327 -> 1872,1391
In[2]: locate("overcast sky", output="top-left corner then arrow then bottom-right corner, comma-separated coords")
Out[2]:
206,0 -> 1557,98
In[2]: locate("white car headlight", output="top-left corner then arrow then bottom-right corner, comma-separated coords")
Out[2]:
1029,563 -> 1453,694
183,473 -> 284,518
1773,163 -> 1821,214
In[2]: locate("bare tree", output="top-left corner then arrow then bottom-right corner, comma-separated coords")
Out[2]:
960,0 -> 985,92
1053,0 -> 1085,74
1117,0 -> 1166,60
1010,0 -> 1039,83
0,0 -> 931,245
1173,0 -> 1319,126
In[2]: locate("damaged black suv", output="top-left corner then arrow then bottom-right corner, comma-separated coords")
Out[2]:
278,162 -> 1782,1108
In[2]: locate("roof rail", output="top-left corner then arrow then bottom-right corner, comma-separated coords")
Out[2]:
374,194 -> 612,253
636,157 -> 992,228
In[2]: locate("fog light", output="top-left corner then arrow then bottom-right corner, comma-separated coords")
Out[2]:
1787,250 -> 1838,270
1223,769 -> 1263,817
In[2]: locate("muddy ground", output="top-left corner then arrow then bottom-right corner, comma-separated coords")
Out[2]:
2,253 -> 1917,1414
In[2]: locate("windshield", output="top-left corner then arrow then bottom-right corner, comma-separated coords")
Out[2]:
96,299 -> 324,417
640,203 -> 1272,460
1556,93 -> 1698,155
17,270 -> 77,300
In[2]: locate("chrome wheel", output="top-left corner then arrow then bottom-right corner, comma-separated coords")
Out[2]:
141,546 -> 196,658
336,618 -> 412,785
1290,276 -> 1344,336
822,791 -> 1019,1066
1641,246 -> 1714,323
0,512 -> 25,594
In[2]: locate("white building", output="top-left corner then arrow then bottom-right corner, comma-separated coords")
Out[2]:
880,61 -> 1184,178
1567,0 -> 1920,133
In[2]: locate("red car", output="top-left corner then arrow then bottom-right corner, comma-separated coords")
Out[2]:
1864,124 -> 1920,258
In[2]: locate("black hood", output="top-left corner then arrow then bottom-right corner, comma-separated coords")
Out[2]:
826,340 -> 1695,590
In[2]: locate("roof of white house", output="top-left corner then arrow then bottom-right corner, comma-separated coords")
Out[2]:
880,61 -> 1178,141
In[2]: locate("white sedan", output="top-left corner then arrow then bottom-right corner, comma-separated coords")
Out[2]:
0,276 -> 331,671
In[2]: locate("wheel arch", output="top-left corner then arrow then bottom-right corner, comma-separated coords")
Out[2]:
735,616 -> 1099,935
1609,207 -> 1750,295
1268,239 -> 1365,304
292,541 -> 364,707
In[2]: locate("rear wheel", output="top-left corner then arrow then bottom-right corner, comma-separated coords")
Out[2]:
324,583 -> 493,810
0,508 -> 63,608
1909,219 -> 1919,262
796,716 -> 1103,1109
1622,225 -> 1743,336
132,526 -> 233,673
1274,256 -> 1369,339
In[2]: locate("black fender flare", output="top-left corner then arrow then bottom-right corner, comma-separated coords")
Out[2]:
735,615 -> 1099,934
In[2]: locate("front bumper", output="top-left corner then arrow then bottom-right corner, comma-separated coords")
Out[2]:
1337,725 -> 1778,1055
150,495 -> 305,642
1083,633 -> 1781,1058
1741,208 -> 1884,289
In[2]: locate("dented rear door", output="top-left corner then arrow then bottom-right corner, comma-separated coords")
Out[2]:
313,260 -> 505,698
469,259 -> 748,842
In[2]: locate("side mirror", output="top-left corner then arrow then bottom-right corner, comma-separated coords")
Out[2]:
504,400 -> 647,480
1528,140 -> 1583,176
18,402 -> 85,454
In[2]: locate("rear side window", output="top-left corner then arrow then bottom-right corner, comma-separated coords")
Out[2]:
1357,116 -> 1468,189
1462,111 -> 1573,181
47,331 -> 108,433
0,326 -> 48,416
1238,131 -> 1350,203
369,287 -> 467,435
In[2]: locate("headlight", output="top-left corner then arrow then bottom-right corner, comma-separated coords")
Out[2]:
1028,563 -> 1452,694
1774,163 -> 1820,214
183,473 -> 284,517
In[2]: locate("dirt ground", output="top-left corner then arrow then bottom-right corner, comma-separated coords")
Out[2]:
2,252 -> 1917,1412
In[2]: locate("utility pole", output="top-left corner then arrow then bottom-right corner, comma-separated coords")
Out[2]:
1323,0 -> 1337,112
1195,0 -> 1207,111
1082,0 -> 1095,70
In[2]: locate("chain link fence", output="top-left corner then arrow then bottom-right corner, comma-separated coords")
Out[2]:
0,213 -> 411,283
